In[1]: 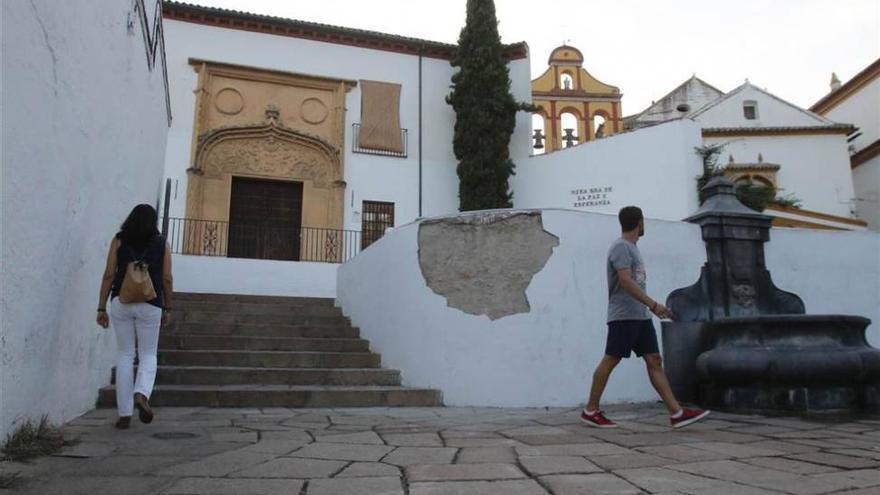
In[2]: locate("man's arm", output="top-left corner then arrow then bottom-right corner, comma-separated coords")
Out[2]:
617,268 -> 673,319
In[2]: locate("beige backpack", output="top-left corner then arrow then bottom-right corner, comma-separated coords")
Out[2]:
119,247 -> 157,303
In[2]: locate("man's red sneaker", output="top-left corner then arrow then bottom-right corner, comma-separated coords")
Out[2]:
579,409 -> 618,428
670,407 -> 710,429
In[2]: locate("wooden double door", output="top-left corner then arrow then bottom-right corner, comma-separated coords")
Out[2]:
228,177 -> 303,261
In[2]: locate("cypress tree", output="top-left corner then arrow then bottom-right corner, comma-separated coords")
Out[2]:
447,0 -> 521,211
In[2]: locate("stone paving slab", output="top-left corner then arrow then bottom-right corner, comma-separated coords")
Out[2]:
289,441 -> 394,461
616,466 -> 727,492
410,479 -> 549,494
305,476 -> 403,494
520,455 -> 602,476
382,446 -> 457,466
161,477 -> 305,494
406,463 -> 526,482
1,404 -> 878,494
335,461 -> 401,478
156,451 -> 276,477
229,457 -> 347,478
456,447 -> 518,464
539,473 -> 643,494
669,459 -> 851,495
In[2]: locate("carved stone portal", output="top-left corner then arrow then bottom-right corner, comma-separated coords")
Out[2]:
184,61 -> 356,259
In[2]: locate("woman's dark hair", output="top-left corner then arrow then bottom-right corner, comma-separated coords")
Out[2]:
618,206 -> 643,231
117,204 -> 160,249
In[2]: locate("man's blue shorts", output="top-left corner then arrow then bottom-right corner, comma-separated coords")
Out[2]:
605,319 -> 660,358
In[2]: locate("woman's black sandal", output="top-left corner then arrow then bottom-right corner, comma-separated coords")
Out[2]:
115,416 -> 131,429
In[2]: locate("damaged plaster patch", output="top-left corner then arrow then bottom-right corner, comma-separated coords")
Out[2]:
418,211 -> 559,320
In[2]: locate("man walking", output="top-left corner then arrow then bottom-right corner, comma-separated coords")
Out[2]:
580,206 -> 710,429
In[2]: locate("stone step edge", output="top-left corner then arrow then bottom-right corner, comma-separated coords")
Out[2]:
96,384 -> 443,406
174,293 -> 335,304
157,350 -> 380,357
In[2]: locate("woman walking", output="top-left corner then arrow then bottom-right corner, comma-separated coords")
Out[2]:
96,204 -> 172,429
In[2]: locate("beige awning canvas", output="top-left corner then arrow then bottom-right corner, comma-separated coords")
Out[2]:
358,80 -> 403,153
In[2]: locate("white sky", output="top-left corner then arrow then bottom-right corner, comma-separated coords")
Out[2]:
190,0 -> 879,115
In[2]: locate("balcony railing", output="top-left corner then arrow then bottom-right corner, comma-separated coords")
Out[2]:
352,123 -> 408,158
166,218 -> 361,263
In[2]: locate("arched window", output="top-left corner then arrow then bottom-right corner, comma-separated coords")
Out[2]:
531,114 -> 547,154
592,113 -> 607,139
560,73 -> 574,90
560,112 -> 579,148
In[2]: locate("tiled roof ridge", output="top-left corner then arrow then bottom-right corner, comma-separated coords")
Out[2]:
164,1 -> 528,60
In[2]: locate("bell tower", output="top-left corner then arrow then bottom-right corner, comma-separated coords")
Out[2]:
530,45 -> 623,153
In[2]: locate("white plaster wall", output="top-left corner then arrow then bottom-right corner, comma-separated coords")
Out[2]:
173,255 -> 337,298
703,134 -> 856,218
853,156 -> 880,231
1,1 -> 169,437
823,77 -> 880,152
695,85 -> 829,128
765,228 -> 880,348
512,120 -> 704,222
337,209 -> 880,407
162,21 -> 533,229
338,210 -> 707,406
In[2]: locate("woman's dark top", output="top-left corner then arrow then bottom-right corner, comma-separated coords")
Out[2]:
110,235 -> 166,308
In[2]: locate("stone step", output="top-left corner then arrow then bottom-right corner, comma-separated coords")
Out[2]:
114,366 -> 401,386
175,300 -> 344,317
174,292 -> 335,307
157,350 -> 382,368
176,311 -> 350,327
97,385 -> 443,408
158,334 -> 370,352
167,322 -> 360,339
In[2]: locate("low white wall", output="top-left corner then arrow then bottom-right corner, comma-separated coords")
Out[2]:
337,209 -> 880,407
1,1 -> 169,437
766,227 -> 880,347
338,209 -> 707,407
173,255 -> 338,298
512,119 -> 704,222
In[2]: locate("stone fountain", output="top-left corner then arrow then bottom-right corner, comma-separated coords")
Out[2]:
662,175 -> 880,412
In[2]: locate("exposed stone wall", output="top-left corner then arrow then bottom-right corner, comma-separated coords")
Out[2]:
418,211 -> 559,320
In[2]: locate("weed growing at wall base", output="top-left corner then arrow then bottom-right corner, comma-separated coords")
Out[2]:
1,416 -> 66,462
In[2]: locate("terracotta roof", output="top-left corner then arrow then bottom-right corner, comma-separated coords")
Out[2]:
726,163 -> 781,171
810,58 -> 880,114
702,124 -> 854,136
163,1 -> 528,61
851,138 -> 880,169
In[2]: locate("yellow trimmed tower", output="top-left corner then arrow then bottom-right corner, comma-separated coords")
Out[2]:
531,45 -> 622,152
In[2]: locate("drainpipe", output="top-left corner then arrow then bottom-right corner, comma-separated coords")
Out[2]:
418,45 -> 424,218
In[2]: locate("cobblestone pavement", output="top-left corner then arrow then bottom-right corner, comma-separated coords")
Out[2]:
2,404 -> 879,494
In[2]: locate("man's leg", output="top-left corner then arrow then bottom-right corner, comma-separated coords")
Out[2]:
644,353 -> 681,415
586,354 -> 621,411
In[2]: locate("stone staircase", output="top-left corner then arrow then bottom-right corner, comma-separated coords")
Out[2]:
97,293 -> 442,408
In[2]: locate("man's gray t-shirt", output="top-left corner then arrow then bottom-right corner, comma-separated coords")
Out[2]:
607,238 -> 650,322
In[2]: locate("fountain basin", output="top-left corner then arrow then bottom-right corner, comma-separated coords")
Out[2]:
696,315 -> 879,412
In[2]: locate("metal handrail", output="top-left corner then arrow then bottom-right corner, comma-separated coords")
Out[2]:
166,217 -> 361,263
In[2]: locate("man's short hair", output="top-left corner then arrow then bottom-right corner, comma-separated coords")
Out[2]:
619,206 -> 643,231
